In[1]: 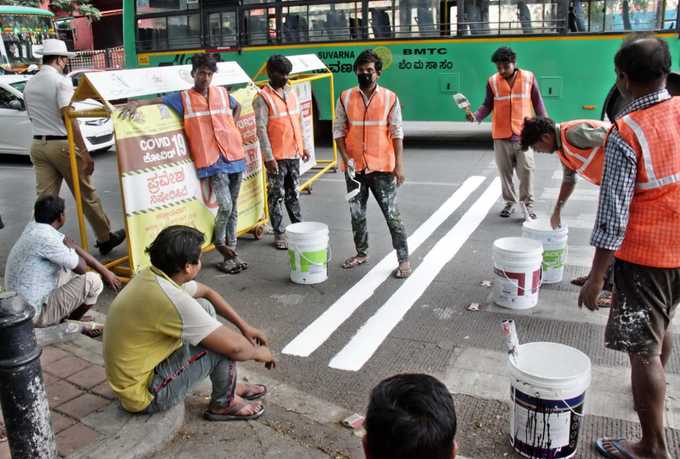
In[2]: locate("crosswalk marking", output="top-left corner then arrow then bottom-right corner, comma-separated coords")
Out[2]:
282,175 -> 487,357
329,178 -> 501,371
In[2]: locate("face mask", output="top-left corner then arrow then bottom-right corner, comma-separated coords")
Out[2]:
270,75 -> 288,89
357,73 -> 373,89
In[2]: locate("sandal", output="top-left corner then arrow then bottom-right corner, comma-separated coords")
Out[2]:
597,291 -> 613,308
392,266 -> 412,279
237,383 -> 267,401
595,438 -> 636,459
571,275 -> 589,286
274,236 -> 288,250
500,204 -> 515,218
204,399 -> 265,422
342,255 -> 368,269
234,256 -> 248,270
216,258 -> 241,275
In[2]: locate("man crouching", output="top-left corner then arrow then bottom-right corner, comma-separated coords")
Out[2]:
104,225 -> 275,419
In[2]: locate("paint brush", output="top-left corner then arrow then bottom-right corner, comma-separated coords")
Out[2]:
452,93 -> 474,119
345,160 -> 361,201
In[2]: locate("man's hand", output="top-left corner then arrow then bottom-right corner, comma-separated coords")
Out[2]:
241,325 -> 269,347
102,270 -> 123,292
465,111 -> 476,122
301,150 -> 310,162
118,101 -> 140,120
256,346 -> 276,370
394,164 -> 406,186
63,236 -> 78,249
265,160 -> 279,174
81,155 -> 95,176
578,276 -> 605,311
550,209 -> 562,229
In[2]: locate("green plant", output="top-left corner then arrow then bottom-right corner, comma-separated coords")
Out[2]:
0,0 -> 101,20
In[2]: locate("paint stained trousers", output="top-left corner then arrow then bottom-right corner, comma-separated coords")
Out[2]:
493,139 -> 535,207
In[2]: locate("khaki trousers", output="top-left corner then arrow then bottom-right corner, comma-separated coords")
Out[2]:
493,139 -> 535,207
34,271 -> 104,327
30,139 -> 111,241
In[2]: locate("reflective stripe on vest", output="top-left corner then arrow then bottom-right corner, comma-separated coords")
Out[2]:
258,85 -> 304,160
180,86 -> 244,169
489,70 -> 534,140
341,86 -> 396,173
557,119 -> 610,185
614,97 -> 680,268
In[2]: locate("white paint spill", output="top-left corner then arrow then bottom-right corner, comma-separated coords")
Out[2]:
329,178 -> 502,371
282,176 -> 487,357
270,294 -> 305,306
434,306 -> 455,320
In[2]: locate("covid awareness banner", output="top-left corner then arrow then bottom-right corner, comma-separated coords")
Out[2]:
113,84 -> 269,272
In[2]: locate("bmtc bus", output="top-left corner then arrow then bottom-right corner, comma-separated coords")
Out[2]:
0,6 -> 56,73
122,0 -> 679,124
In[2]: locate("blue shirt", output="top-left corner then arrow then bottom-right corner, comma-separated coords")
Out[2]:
163,91 -> 245,177
4,222 -> 80,313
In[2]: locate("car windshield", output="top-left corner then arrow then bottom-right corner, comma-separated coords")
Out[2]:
10,81 -> 27,93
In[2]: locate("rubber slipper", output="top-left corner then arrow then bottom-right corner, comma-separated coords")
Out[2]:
392,267 -> 411,279
239,384 -> 267,401
597,291 -> 613,308
595,438 -> 635,459
571,275 -> 589,286
234,256 -> 248,270
204,402 -> 264,422
342,256 -> 368,269
274,238 -> 288,250
216,259 -> 241,275
500,206 -> 514,218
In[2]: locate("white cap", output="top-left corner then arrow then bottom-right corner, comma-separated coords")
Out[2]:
34,39 -> 76,58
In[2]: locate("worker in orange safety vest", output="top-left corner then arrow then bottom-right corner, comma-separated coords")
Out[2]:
579,36 -> 680,459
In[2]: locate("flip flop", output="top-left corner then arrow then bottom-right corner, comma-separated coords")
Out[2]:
597,291 -> 613,308
274,238 -> 288,250
392,266 -> 412,279
204,400 -> 265,422
342,255 -> 368,269
216,259 -> 241,275
571,275 -> 589,286
234,256 -> 248,270
239,383 -> 267,401
595,438 -> 636,459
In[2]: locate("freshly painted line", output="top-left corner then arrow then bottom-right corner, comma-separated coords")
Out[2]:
328,178 -> 501,371
282,175 -> 487,357
316,177 -> 461,187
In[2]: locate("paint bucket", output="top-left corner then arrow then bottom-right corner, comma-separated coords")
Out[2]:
287,222 -> 329,285
493,237 -> 543,309
522,219 -> 569,284
508,342 -> 591,459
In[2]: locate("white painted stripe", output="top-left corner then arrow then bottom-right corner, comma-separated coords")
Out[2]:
328,178 -> 502,371
316,178 -> 460,187
282,175 -> 487,357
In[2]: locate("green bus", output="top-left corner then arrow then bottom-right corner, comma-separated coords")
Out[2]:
0,5 -> 56,73
122,0 -> 679,123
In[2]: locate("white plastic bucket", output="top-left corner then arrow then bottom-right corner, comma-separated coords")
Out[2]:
522,219 -> 568,284
493,237 -> 543,309
508,342 -> 592,459
287,222 -> 329,285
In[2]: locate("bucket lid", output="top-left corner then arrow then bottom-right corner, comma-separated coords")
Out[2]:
286,222 -> 329,236
510,342 -> 591,382
493,237 -> 543,256
522,218 -> 568,234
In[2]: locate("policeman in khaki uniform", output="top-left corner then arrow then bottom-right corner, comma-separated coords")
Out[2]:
333,50 -> 411,279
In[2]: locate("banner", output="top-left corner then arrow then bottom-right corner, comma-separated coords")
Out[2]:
294,81 -> 316,175
113,85 -> 265,272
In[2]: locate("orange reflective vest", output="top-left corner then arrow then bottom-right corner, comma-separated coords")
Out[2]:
489,69 -> 535,140
341,86 -> 396,173
557,120 -> 610,186
614,97 -> 680,268
257,84 -> 304,160
180,86 -> 244,169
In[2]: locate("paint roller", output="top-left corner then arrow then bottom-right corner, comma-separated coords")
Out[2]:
452,93 -> 475,120
345,159 -> 361,201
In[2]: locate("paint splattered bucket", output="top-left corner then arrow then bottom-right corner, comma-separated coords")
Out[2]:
508,342 -> 591,459
492,237 -> 543,309
287,222 -> 329,285
522,219 -> 569,284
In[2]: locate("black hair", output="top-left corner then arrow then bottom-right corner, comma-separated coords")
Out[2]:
521,116 -> 556,151
614,34 -> 671,85
146,225 -> 204,277
191,53 -> 218,73
354,49 -> 383,73
42,55 -> 63,65
365,374 -> 457,459
491,47 -> 516,64
34,195 -> 65,224
267,54 -> 293,75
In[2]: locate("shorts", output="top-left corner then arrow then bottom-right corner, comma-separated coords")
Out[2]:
605,258 -> 680,356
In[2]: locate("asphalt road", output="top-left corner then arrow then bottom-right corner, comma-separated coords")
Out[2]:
1,126 -> 678,458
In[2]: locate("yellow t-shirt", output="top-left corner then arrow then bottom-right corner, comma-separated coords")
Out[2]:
103,267 -> 221,412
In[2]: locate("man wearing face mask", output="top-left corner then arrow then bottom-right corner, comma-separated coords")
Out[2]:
24,39 -> 126,256
333,49 -> 411,279
253,54 -> 311,250
468,47 -> 547,220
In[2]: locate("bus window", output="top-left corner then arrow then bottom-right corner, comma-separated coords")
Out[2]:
396,0 -> 440,37
207,11 -> 237,47
665,0 -> 678,29
136,0 -> 198,15
280,3 -> 360,42
367,1 -> 395,38
242,8 -> 276,44
167,14 -> 201,49
137,17 -> 168,51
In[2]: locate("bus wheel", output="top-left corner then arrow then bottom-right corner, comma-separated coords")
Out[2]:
252,224 -> 265,240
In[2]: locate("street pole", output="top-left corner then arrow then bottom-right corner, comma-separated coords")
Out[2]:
0,291 -> 57,459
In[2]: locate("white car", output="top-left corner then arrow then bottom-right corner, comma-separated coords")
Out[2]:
0,74 -> 114,156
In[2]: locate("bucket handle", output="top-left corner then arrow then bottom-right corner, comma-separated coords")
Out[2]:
512,385 -> 585,418
295,245 -> 332,266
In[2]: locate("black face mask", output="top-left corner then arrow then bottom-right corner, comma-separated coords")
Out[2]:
357,73 -> 373,89
270,75 -> 288,89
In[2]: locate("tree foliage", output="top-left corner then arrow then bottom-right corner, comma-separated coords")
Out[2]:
0,0 -> 101,20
